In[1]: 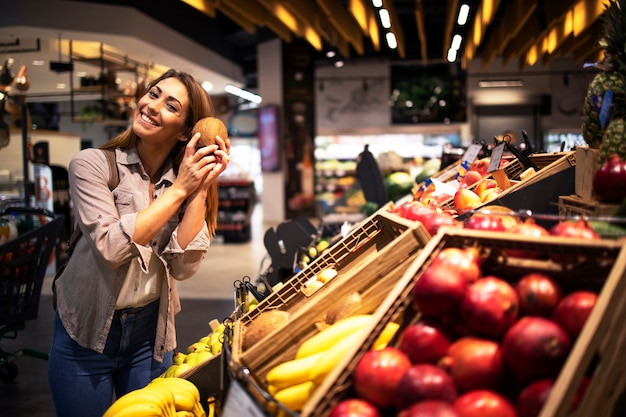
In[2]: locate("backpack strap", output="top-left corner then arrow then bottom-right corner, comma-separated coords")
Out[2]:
66,149 -> 119,255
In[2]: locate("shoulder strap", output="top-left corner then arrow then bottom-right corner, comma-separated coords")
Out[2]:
66,149 -> 119,254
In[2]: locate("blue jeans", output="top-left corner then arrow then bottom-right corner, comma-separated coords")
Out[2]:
48,300 -> 173,417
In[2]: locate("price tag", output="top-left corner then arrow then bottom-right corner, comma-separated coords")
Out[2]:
222,379 -> 268,417
488,142 -> 505,173
462,143 -> 482,164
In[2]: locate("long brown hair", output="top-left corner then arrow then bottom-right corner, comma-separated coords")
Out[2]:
101,69 -> 219,238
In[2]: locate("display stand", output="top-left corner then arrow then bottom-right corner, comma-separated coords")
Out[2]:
217,180 -> 256,243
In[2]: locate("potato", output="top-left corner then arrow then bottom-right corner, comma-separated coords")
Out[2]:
192,116 -> 228,147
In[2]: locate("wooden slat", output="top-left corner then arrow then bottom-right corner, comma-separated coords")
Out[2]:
317,0 -> 365,55
179,0 -> 218,18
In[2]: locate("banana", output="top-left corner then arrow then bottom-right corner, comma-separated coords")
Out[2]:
103,386 -> 176,417
148,377 -> 205,417
266,351 -> 325,391
295,314 -> 373,359
176,412 -> 195,417
372,321 -> 400,350
173,352 -> 187,365
272,380 -> 315,412
135,385 -> 179,417
309,327 -> 369,384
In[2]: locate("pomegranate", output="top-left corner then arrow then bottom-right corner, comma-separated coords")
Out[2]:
393,201 -> 438,222
502,316 -> 571,382
438,337 -> 504,392
413,264 -> 468,318
398,401 -> 460,417
453,390 -> 517,417
421,211 -> 461,235
592,153 -> 626,203
504,219 -> 550,259
353,347 -> 412,409
463,214 -> 506,232
551,291 -> 597,340
515,273 -> 562,317
398,322 -> 452,364
549,218 -> 600,240
430,247 -> 482,283
328,398 -> 382,417
395,364 -> 458,410
517,379 -> 553,417
460,276 -> 519,339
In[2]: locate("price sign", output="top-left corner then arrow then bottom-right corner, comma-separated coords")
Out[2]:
222,379 -> 268,417
462,143 -> 482,164
488,142 -> 505,173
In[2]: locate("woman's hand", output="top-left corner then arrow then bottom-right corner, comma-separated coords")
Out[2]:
174,132 -> 223,196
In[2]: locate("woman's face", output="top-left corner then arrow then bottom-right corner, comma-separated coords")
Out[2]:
133,77 -> 190,145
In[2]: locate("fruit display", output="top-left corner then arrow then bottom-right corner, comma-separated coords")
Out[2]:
302,228 -> 626,417
162,319 -> 228,378
103,377 -> 206,417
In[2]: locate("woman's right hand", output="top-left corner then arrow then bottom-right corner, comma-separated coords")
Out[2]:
175,132 -> 220,196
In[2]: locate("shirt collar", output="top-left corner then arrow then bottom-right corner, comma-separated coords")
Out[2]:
118,146 -> 177,185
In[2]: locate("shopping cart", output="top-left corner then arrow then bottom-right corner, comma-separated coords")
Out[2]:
0,206 -> 64,382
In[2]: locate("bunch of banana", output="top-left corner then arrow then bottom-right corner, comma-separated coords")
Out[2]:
103,383 -> 179,417
163,320 -> 228,378
149,377 -> 206,417
263,314 -> 400,413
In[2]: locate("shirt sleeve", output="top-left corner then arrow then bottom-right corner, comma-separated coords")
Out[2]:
161,223 -> 211,280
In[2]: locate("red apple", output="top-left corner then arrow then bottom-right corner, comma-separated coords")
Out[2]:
399,401 -> 460,417
453,390 -> 517,417
478,187 -> 502,203
395,364 -> 458,410
413,264 -> 468,318
551,291 -> 597,340
328,398 -> 382,417
398,322 -> 452,364
353,347 -> 412,409
462,170 -> 483,187
470,157 -> 491,177
460,276 -> 519,339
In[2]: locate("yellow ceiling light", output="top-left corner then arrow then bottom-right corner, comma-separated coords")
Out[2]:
180,0 -> 217,17
275,4 -> 298,33
304,27 -> 323,51
349,0 -> 369,34
526,43 -> 538,66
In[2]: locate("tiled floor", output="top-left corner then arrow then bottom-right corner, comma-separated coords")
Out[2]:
0,203 -> 278,416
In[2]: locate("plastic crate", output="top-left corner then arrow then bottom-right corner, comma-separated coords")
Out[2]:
302,228 -> 626,417
230,210 -> 430,364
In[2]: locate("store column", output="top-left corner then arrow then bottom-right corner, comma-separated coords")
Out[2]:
258,38 -> 317,222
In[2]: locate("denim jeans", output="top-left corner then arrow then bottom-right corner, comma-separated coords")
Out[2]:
48,300 -> 173,417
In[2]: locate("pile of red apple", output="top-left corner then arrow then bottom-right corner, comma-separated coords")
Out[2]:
328,245 -> 600,417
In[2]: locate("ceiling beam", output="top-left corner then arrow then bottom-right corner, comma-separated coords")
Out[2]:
415,0 -> 429,64
317,0 -> 365,55
382,0 -> 406,59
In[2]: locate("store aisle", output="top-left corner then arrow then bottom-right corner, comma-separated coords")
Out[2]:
0,203 -> 278,416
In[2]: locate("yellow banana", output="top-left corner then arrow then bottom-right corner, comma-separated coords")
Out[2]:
372,321 -> 400,350
176,412 -> 195,417
265,351 -> 325,391
137,385 -> 179,417
148,377 -> 205,417
309,327 -> 369,385
295,314 -> 373,359
103,386 -> 175,417
272,380 -> 315,412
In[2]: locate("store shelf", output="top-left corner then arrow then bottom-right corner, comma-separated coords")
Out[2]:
217,180 -> 255,243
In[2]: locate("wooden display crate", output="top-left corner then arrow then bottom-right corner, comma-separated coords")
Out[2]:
301,228 -> 626,417
231,210 -> 430,363
574,147 -> 600,200
558,195 -> 619,217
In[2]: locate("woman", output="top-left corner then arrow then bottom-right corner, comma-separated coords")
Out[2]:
48,69 -> 230,417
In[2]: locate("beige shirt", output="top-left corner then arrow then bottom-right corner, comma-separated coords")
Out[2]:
55,146 -> 211,361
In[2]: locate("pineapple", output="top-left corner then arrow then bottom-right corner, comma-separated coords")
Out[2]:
582,71 -> 624,149
587,0 -> 626,163
599,118 -> 626,163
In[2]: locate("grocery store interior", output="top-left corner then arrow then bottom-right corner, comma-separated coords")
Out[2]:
0,0 -> 621,416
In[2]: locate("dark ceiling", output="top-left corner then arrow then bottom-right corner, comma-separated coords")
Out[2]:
70,0 -> 604,91
71,0 -> 478,89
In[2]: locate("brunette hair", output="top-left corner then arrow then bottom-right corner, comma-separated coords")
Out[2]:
101,69 -> 219,238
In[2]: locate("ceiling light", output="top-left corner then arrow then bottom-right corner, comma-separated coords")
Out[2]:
457,4 -> 470,25
32,60 -> 45,66
385,32 -> 397,49
478,80 -> 524,88
326,50 -> 336,58
201,80 -> 213,92
225,84 -> 262,104
378,9 -> 391,28
451,34 -> 462,50
334,59 -> 345,68
447,48 -> 458,62
371,0 -> 383,8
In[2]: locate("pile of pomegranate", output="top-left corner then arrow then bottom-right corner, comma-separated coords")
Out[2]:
328,243 -> 601,417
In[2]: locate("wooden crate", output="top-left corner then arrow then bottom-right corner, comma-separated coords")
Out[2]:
302,228 -> 626,417
574,147 -> 600,200
558,195 -> 619,217
231,210 -> 430,363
